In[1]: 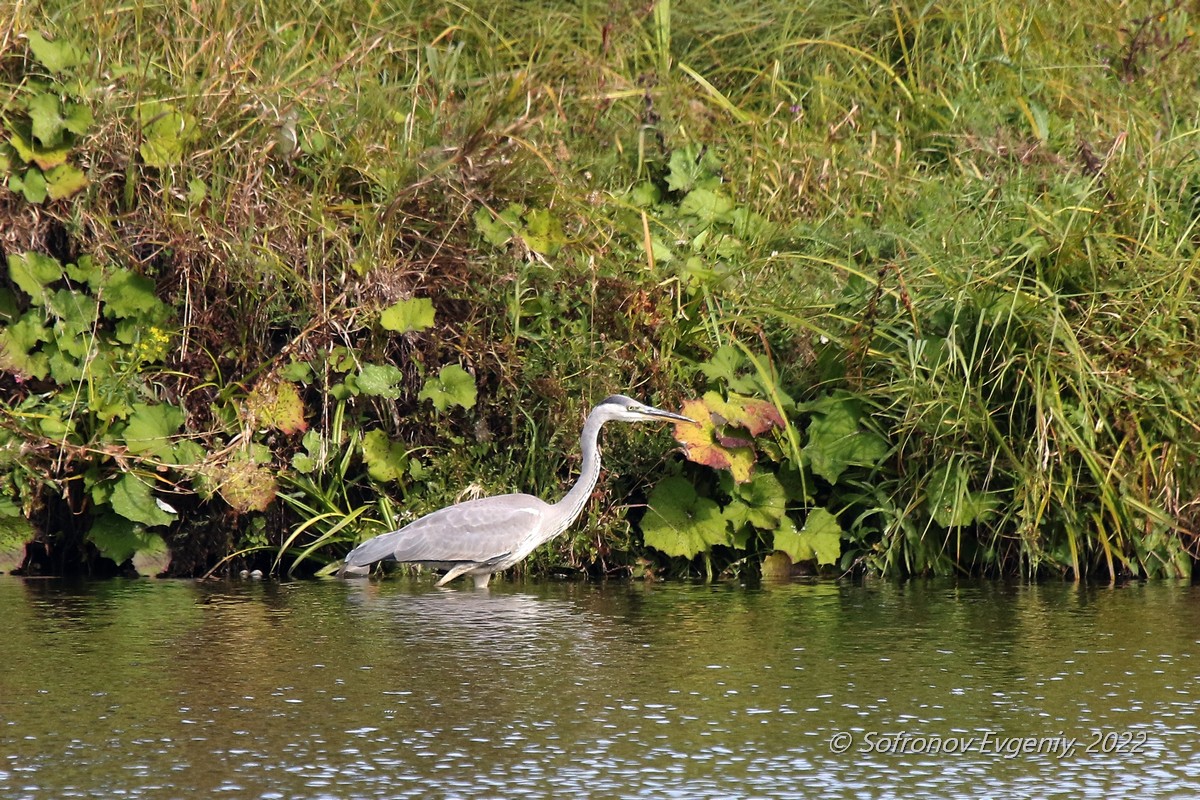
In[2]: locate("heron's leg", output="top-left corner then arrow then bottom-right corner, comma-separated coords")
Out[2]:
437,563 -> 477,586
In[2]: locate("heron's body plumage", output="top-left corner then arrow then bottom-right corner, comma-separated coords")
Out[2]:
339,395 -> 692,587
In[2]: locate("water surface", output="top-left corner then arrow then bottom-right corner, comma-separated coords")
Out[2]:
2,577 -> 1198,798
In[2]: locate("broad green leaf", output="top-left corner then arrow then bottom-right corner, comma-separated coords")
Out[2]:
330,346 -> 357,373
102,268 -> 162,319
138,102 -> 197,167
697,345 -> 744,385
46,342 -> 83,383
733,471 -> 787,529
111,474 -> 175,527
10,168 -> 48,203
357,363 -> 404,398
681,255 -> 720,287
1,311 -> 50,353
643,235 -> 675,263
47,288 -> 97,358
278,360 -> 312,384
248,442 -> 272,464
186,177 -> 208,206
0,311 -> 51,378
291,453 -> 316,473
63,103 -> 93,136
418,364 -> 477,412
761,551 -> 794,580
804,394 -> 888,484
8,251 -> 61,302
45,163 -> 87,200
380,297 -> 435,334
0,286 -> 16,319
246,380 -> 307,434
729,206 -> 770,240
87,513 -> 169,565
774,508 -> 841,566
123,403 -> 184,458
28,94 -> 66,147
39,412 -> 72,438
25,31 -> 85,73
300,127 -> 327,154
0,489 -> 22,520
722,498 -> 749,530
88,394 -> 133,424
132,531 -> 170,576
665,145 -> 722,193
473,205 -> 516,246
522,208 -> 564,255
628,181 -> 661,207
679,188 -> 735,224
291,430 -> 327,474
642,477 -> 727,558
172,439 -> 206,466
361,429 -> 409,483
65,255 -> 103,292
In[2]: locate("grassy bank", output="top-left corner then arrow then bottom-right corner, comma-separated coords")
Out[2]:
1,0 -> 1198,580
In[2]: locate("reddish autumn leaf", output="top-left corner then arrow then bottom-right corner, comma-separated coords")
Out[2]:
672,397 -> 756,483
716,433 -> 754,449
718,392 -> 785,436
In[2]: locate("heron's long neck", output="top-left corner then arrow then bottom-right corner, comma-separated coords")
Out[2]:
550,411 -> 606,533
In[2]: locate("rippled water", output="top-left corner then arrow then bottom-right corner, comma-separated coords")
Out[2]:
2,576 -> 1199,798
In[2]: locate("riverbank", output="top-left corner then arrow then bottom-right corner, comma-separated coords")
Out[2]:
2,1 -> 1198,579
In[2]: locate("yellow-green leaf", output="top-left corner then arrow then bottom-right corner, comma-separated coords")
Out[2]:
138,102 -> 197,167
380,297 -> 435,334
361,429 -> 409,483
773,508 -> 841,566
247,379 -> 307,434
9,130 -> 71,170
44,163 -> 87,200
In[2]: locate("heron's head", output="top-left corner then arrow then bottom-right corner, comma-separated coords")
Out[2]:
597,394 -> 695,425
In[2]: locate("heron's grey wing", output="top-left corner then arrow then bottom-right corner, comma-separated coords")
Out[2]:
343,494 -> 551,568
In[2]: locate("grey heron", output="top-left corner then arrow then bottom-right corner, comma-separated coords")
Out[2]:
339,395 -> 694,587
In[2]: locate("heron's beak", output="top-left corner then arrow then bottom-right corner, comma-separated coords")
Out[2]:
645,406 -> 697,424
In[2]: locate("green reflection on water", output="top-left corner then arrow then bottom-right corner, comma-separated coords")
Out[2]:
2,577 -> 1199,798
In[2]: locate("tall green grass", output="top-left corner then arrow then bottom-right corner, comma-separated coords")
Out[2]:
2,0 -> 1198,579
